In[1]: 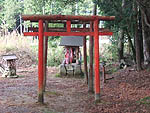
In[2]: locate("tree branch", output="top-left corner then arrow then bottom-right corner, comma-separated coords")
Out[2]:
136,0 -> 150,8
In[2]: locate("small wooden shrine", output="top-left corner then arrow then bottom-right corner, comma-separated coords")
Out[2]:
0,54 -> 18,78
59,36 -> 83,76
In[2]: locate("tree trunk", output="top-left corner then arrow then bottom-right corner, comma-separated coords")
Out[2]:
125,29 -> 136,62
136,0 -> 150,64
139,12 -> 144,62
71,4 -> 76,15
88,2 -> 97,93
118,0 -> 125,62
118,29 -> 124,61
141,10 -> 150,64
134,3 -> 142,71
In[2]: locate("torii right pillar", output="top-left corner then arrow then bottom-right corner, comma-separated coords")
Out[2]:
94,19 -> 100,102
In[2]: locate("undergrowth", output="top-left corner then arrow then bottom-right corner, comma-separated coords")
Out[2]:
0,33 -> 64,67
0,32 -> 120,68
0,32 -> 32,51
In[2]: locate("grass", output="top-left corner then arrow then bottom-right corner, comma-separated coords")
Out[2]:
55,73 -> 61,77
138,96 -> 150,104
0,32 -> 34,51
45,91 -> 62,96
0,32 -> 64,67
43,109 -> 58,113
0,33 -> 38,66
95,100 -> 111,105
106,66 -> 119,74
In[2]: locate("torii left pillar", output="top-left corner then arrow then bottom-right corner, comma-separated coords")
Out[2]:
38,20 -> 44,103
94,19 -> 100,101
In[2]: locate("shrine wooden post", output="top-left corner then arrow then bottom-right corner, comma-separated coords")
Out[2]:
43,21 -> 48,92
88,2 -> 97,93
83,23 -> 88,84
88,21 -> 94,93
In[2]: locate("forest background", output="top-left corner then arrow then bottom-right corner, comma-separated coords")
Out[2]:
0,0 -> 150,71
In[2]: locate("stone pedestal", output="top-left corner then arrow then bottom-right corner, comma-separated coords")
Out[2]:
59,63 -> 82,76
59,64 -> 66,76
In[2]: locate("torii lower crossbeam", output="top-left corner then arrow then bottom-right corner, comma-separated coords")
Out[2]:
22,14 -> 115,103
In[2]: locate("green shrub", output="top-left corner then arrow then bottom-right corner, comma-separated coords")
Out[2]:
44,37 -> 64,66
100,43 -> 118,62
47,45 -> 64,67
55,73 -> 60,77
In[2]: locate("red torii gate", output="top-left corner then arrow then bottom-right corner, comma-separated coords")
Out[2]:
22,15 -> 115,103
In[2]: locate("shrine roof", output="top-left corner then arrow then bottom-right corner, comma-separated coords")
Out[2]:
2,54 -> 18,61
59,36 -> 83,46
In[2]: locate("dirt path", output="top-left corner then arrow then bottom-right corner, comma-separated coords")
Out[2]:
0,66 -> 150,113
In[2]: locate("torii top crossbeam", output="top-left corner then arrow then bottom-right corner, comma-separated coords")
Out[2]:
22,15 -> 115,37
22,15 -> 115,21
22,14 -> 115,103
